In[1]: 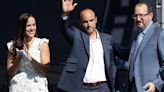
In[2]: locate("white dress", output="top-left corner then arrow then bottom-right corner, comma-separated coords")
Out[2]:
7,37 -> 49,92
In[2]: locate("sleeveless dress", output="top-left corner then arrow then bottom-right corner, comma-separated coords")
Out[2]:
7,37 -> 49,92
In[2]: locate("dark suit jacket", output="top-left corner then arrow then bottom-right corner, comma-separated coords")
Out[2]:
113,26 -> 139,61
129,23 -> 164,92
57,18 -> 117,92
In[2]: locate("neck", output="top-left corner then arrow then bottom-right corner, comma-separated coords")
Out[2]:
89,31 -> 97,40
24,37 -> 34,49
25,36 -> 33,42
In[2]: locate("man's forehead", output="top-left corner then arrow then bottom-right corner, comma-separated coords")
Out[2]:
135,4 -> 148,13
80,9 -> 95,16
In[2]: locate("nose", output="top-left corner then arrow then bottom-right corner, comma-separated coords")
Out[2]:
135,16 -> 142,21
30,25 -> 36,30
87,21 -> 92,27
29,27 -> 34,31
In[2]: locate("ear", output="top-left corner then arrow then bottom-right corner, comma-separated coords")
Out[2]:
149,12 -> 153,18
95,16 -> 97,23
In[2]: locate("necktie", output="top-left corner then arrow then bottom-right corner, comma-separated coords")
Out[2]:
135,33 -> 144,51
129,32 -> 144,81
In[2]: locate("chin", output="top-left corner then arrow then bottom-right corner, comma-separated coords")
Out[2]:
137,24 -> 143,29
27,35 -> 35,38
87,30 -> 94,33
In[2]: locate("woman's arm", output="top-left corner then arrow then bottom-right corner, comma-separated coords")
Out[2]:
29,42 -> 50,75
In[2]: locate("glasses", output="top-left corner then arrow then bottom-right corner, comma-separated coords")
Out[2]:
132,12 -> 150,19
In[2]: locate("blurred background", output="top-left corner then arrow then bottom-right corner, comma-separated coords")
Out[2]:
0,0 -> 162,92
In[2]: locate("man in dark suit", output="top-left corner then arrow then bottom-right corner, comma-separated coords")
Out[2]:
129,2 -> 164,92
57,0 -> 116,92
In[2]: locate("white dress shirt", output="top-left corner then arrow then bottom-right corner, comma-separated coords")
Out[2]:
83,31 -> 107,83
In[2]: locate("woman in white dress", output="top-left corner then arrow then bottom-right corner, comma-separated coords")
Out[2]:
7,13 -> 50,92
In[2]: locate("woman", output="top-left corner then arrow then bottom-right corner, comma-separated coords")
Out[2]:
7,13 -> 50,92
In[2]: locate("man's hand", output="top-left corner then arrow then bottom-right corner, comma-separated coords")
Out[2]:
62,0 -> 78,16
143,82 -> 156,92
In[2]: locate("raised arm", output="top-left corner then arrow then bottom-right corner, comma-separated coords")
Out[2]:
60,0 -> 78,43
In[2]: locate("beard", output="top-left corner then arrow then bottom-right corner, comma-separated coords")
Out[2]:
86,28 -> 95,34
136,21 -> 144,30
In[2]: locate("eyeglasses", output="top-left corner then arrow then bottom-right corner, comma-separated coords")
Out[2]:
132,12 -> 150,19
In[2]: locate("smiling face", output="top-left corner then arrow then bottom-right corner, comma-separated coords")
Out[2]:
133,4 -> 153,30
79,9 -> 97,35
25,16 -> 37,38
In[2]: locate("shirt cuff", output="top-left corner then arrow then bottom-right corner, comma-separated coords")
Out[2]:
62,15 -> 69,20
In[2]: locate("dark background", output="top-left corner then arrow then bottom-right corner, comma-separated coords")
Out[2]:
0,0 -> 156,92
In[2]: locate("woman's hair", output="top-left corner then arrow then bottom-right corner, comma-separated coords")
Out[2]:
11,13 -> 34,57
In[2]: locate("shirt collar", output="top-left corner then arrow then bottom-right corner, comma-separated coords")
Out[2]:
95,29 -> 100,39
141,21 -> 153,35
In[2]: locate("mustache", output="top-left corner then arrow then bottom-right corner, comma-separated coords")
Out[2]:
136,21 -> 142,24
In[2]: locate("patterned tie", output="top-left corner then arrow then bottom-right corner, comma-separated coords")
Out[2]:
129,32 -> 144,81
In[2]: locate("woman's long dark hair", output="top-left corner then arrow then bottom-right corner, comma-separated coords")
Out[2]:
11,13 -> 35,57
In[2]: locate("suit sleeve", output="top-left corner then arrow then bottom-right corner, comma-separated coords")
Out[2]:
59,17 -> 75,44
113,43 -> 130,60
153,30 -> 164,91
109,36 -> 117,92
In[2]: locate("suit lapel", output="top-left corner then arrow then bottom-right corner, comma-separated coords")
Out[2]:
81,31 -> 90,70
136,23 -> 157,57
81,31 -> 90,56
99,33 -> 110,68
